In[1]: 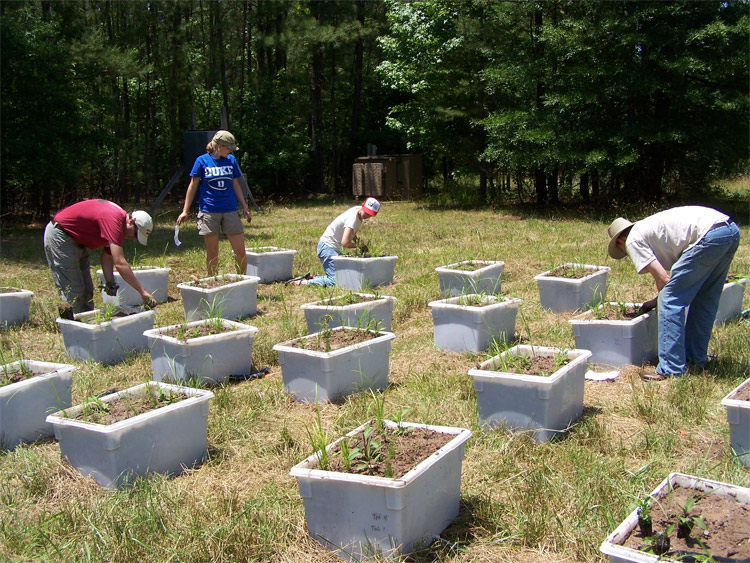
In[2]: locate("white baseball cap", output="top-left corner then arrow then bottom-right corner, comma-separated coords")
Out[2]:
131,210 -> 153,246
361,197 -> 380,217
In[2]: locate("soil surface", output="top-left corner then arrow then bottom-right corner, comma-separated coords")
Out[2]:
728,382 -> 750,402
73,390 -> 188,425
187,278 -> 237,289
482,354 -> 568,376
453,261 -> 487,271
291,329 -> 377,352
86,309 -> 137,324
545,265 -> 597,279
593,303 -> 642,320
324,293 -> 376,306
326,424 -> 454,479
0,368 -> 30,386
0,288 -> 21,293
621,483 -> 750,560
160,323 -> 234,341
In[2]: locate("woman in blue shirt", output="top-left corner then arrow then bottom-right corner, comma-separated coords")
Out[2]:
177,130 -> 252,275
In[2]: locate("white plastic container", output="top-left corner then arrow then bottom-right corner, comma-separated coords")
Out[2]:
57,307 -> 155,365
144,319 -> 258,385
96,266 -> 170,307
469,345 -> 591,443
301,292 -> 397,333
0,288 -> 33,328
428,295 -> 521,353
534,263 -> 610,313
721,375 -> 750,467
435,260 -> 504,297
46,381 -> 214,488
290,420 -> 472,559
0,360 -> 75,449
177,274 -> 260,321
569,303 -> 657,368
245,246 -> 297,283
714,278 -> 747,325
333,255 -> 398,290
600,473 -> 750,563
274,327 -> 396,402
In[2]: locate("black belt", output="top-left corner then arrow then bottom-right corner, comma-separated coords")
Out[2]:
708,219 -> 735,232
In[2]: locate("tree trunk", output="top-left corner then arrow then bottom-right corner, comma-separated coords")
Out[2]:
580,172 -> 589,201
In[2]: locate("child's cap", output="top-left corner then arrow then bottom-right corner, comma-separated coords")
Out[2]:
361,197 -> 380,217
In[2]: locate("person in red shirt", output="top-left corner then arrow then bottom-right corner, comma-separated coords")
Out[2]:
43,199 -> 158,316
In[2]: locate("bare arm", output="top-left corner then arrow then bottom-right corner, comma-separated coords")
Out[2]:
177,177 -> 200,226
639,259 -> 670,312
341,227 -> 357,249
107,244 -> 156,306
233,177 -> 252,223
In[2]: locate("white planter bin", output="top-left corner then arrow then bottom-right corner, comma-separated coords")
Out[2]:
714,278 -> 747,325
290,420 -> 472,559
57,307 -> 155,365
428,295 -> 521,353
435,260 -> 504,297
97,266 -> 171,307
1,360 -> 75,449
274,327 -> 396,402
600,473 -> 750,563
245,246 -> 296,283
0,288 -> 33,328
333,255 -> 398,290
469,345 -> 591,443
301,293 -> 397,333
534,263 -> 610,313
46,381 -> 214,488
177,274 -> 260,321
144,319 -> 258,385
569,303 -> 658,368
721,376 -> 750,467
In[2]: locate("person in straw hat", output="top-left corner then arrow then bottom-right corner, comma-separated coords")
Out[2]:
177,130 -> 252,276
606,206 -> 740,379
44,199 -> 157,317
288,197 -> 381,286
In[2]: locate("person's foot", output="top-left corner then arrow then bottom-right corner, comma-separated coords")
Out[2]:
285,272 -> 313,285
58,306 -> 75,321
638,365 -> 667,381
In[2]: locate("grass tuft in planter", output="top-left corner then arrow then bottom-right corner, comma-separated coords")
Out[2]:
0,287 -> 34,329
56,305 -> 155,365
1,360 -> 75,449
290,409 -> 472,560
144,317 -> 258,385
46,381 -> 214,488
469,344 -> 591,443
274,323 -> 395,402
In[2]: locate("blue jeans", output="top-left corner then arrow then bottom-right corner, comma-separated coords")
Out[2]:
307,241 -> 338,286
656,221 -> 740,376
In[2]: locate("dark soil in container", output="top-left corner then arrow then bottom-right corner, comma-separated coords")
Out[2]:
546,265 -> 598,279
728,382 -> 750,402
326,424 -> 454,479
72,388 -> 188,426
291,328 -> 378,352
621,483 -> 750,561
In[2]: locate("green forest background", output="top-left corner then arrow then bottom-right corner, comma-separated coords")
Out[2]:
1,0 -> 748,220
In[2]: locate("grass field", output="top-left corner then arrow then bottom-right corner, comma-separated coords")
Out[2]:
1,189 -> 749,562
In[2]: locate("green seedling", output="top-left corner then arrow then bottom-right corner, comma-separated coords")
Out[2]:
641,523 -> 673,556
676,496 -> 707,539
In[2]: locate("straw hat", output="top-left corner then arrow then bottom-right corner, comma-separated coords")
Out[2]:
607,217 -> 634,259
